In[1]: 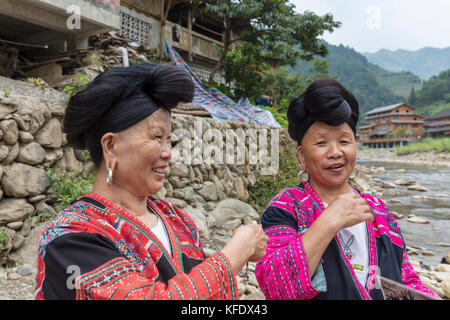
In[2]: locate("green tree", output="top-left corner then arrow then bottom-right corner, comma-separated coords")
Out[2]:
289,43 -> 403,113
407,87 -> 416,105
415,70 -> 450,106
223,42 -> 267,100
192,0 -> 341,84
261,67 -> 303,110
260,58 -> 331,112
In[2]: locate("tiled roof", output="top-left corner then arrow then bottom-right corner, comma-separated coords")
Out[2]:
369,129 -> 392,137
366,103 -> 407,116
425,108 -> 450,121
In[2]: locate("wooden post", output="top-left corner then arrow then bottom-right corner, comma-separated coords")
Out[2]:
188,6 -> 193,62
159,0 -> 172,60
159,0 -> 165,59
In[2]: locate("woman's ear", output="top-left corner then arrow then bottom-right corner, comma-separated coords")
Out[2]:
100,132 -> 118,170
297,145 -> 306,172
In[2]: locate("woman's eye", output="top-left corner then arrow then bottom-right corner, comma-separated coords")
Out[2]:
341,140 -> 349,144
316,141 -> 326,146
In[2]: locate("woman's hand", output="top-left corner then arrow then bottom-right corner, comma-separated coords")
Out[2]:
302,193 -> 373,276
221,223 -> 268,272
233,223 -> 268,261
324,193 -> 374,232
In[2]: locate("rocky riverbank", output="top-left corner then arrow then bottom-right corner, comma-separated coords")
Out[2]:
357,148 -> 450,167
355,147 -> 450,299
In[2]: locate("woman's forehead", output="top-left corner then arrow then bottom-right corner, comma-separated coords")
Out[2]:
141,109 -> 172,129
121,109 -> 171,137
306,122 -> 353,137
303,122 -> 354,141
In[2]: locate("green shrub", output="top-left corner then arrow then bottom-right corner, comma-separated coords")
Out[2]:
247,133 -> 299,214
258,105 -> 288,128
47,170 -> 95,213
395,137 -> 450,155
62,73 -> 91,98
0,227 -> 8,251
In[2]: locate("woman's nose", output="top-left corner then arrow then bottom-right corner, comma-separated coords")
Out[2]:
161,141 -> 172,159
327,143 -> 343,158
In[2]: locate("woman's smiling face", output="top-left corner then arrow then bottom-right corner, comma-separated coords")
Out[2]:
110,108 -> 172,197
297,121 -> 357,189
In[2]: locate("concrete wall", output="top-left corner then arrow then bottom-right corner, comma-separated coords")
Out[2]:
0,0 -> 120,51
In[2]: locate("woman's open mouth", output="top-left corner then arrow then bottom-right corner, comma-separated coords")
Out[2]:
152,167 -> 167,178
326,163 -> 345,172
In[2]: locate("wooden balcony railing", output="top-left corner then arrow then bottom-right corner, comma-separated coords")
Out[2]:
163,20 -> 223,62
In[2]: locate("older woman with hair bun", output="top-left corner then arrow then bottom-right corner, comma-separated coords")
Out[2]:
255,78 -> 437,300
35,64 -> 267,300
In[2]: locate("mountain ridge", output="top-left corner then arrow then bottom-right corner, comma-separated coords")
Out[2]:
289,43 -> 408,113
363,46 -> 450,80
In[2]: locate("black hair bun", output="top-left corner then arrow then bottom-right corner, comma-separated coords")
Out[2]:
144,64 -> 195,108
63,63 -> 194,151
287,78 -> 359,145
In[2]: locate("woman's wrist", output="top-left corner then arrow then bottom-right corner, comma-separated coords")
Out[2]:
221,231 -> 255,272
318,208 -> 342,236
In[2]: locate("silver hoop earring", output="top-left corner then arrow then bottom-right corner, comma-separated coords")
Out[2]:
106,167 -> 113,186
349,167 -> 358,179
297,169 -> 310,183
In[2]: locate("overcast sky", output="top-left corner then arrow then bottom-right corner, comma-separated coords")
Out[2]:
291,0 -> 450,53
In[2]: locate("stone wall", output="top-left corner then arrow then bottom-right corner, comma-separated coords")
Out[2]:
0,93 -> 91,265
160,114 -> 281,255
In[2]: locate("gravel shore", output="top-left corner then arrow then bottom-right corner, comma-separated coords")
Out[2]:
357,148 -> 450,167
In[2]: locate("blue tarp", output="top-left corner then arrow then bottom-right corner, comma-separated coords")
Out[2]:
164,39 -> 281,128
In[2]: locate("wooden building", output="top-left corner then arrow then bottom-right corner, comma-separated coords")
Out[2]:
0,0 -> 228,83
358,103 -> 424,148
121,0 -> 227,83
423,108 -> 450,137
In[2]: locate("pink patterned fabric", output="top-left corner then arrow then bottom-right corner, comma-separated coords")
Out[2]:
255,182 -> 438,300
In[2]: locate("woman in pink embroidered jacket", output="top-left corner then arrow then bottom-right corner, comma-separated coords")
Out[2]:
255,78 -> 438,300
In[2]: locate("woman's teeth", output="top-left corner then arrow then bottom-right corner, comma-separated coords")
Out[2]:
153,168 -> 165,174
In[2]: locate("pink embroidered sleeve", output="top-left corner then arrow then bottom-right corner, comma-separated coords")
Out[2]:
255,187 -> 322,300
255,224 -> 321,300
400,250 -> 439,298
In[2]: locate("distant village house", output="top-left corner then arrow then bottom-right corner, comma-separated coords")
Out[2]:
423,108 -> 450,138
358,103 -> 424,148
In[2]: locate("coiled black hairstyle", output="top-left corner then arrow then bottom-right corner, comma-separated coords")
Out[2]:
287,78 -> 359,145
63,63 -> 195,168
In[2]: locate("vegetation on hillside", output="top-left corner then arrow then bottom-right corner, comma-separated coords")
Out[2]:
364,47 -> 450,81
369,67 -> 422,99
405,69 -> 450,117
409,70 -> 450,106
289,43 -> 404,114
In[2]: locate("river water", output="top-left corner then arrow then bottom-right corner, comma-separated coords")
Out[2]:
357,160 -> 450,267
